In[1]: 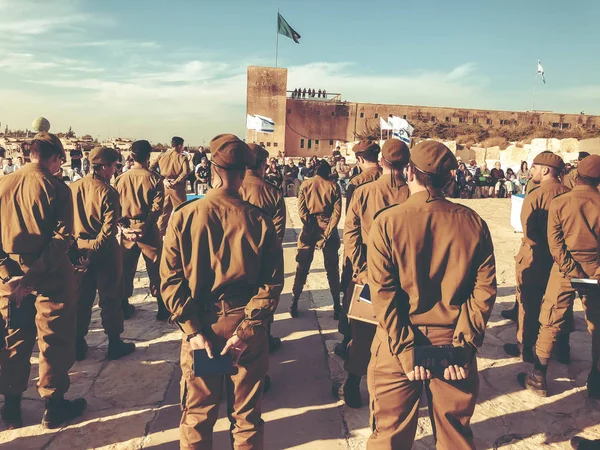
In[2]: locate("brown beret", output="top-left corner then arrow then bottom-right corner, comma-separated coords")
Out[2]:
89,146 -> 120,165
577,154 -> 600,180
210,134 -> 255,170
353,140 -> 380,154
33,132 -> 65,158
410,140 -> 458,175
247,143 -> 269,163
382,139 -> 410,166
533,151 -> 565,171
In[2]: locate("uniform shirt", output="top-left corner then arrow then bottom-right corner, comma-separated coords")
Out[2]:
548,185 -> 600,279
367,191 -> 497,372
160,188 -> 284,341
149,148 -> 190,190
563,169 -> 577,190
345,166 -> 381,213
70,173 -> 121,253
115,167 -> 164,227
297,175 -> 342,240
239,171 -> 287,242
520,179 -> 570,255
0,163 -> 73,287
344,176 -> 410,277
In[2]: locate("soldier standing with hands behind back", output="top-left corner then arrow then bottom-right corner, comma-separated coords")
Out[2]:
161,134 -> 284,449
366,141 -> 497,449
150,136 -> 190,236
0,132 -> 87,429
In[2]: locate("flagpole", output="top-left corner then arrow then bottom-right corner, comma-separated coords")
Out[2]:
531,71 -> 538,112
275,9 -> 279,68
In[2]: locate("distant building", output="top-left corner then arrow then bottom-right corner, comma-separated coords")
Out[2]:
245,66 -> 600,157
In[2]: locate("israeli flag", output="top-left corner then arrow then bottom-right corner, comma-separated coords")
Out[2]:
388,116 -> 414,144
537,60 -> 546,84
246,114 -> 275,133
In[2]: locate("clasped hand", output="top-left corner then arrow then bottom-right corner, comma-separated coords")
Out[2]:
189,333 -> 248,365
406,365 -> 467,382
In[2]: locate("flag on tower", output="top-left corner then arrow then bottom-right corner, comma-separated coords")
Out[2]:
537,60 -> 546,84
278,12 -> 301,43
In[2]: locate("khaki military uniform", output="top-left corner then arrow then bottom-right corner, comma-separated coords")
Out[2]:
160,188 -> 284,449
239,172 -> 287,242
115,167 -> 165,307
515,179 -> 570,350
71,174 -> 124,340
292,176 -> 342,305
150,149 -> 191,236
563,169 -> 577,190
536,186 -> 600,363
342,176 -> 410,377
367,191 -> 497,449
0,164 -> 77,398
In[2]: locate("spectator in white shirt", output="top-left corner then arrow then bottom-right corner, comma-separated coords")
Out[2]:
3,158 -> 16,175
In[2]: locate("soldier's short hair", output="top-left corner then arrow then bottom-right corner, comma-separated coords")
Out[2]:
171,136 -> 184,147
30,140 -> 63,161
410,161 -> 450,190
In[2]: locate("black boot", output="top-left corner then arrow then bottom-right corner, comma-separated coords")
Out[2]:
504,343 -> 534,363
75,337 -> 88,362
517,358 -> 548,397
156,297 -> 170,321
334,338 -> 350,360
41,395 -> 87,429
555,334 -> 571,365
289,298 -> 299,318
1,395 -> 22,429
122,300 -> 135,320
343,374 -> 362,409
268,335 -> 282,353
333,303 -> 341,321
500,300 -> 518,322
504,343 -> 522,357
571,436 -> 600,449
587,367 -> 600,399
107,335 -> 136,360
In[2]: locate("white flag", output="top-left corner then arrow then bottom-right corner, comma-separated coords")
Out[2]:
380,117 -> 393,130
388,116 -> 414,144
246,114 -> 275,133
537,60 -> 546,84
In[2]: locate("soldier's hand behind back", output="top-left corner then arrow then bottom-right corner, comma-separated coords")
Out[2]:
189,334 -> 214,359
8,277 -> 34,308
221,335 -> 248,365
407,366 -> 432,381
444,365 -> 466,381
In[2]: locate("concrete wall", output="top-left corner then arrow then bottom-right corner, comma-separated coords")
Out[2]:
245,66 -> 288,157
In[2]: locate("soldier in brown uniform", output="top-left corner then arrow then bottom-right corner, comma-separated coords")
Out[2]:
337,139 -> 411,409
0,133 -> 87,429
150,136 -> 191,236
366,141 -> 497,450
115,140 -> 168,321
563,152 -> 590,190
521,155 -> 600,398
504,152 -> 571,363
239,143 -> 286,353
338,141 -> 382,321
71,146 -> 135,361
160,134 -> 284,449
290,161 -> 342,318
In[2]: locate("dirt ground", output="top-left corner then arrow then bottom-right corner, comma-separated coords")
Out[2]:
0,197 -> 598,450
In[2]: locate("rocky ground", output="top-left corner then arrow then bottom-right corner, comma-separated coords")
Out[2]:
1,197 -> 599,449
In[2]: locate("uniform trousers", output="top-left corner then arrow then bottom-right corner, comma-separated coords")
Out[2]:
0,257 -> 76,398
367,327 -> 477,450
292,221 -> 340,303
122,227 -> 162,303
76,239 -> 124,339
158,186 -> 187,237
537,262 -> 599,366
179,307 -> 268,450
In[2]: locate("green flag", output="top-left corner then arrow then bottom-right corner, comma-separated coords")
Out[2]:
277,12 -> 301,44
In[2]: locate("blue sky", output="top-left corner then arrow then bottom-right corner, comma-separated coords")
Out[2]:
1,0 -> 598,144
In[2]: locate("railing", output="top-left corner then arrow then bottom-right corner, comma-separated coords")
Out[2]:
287,90 -> 342,102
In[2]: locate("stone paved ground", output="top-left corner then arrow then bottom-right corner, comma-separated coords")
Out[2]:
1,197 -> 599,449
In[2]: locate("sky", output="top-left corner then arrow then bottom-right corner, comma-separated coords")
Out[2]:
1,0 -> 599,144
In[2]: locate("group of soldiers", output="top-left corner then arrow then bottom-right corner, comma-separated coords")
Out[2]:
0,127 -> 599,450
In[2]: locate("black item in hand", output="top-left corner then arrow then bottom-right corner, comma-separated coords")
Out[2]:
193,350 -> 234,377
571,278 -> 600,296
7,294 -> 36,330
413,345 -> 468,377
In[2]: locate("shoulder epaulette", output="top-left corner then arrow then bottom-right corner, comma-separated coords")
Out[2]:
373,203 -> 400,221
174,197 -> 201,212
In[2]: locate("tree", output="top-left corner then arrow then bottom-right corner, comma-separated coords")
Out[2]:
66,126 -> 75,138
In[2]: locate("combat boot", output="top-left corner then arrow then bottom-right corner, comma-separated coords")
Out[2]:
268,335 -> 282,353
107,336 -> 136,360
156,298 -> 170,321
571,436 -> 600,449
517,359 -> 548,397
587,368 -> 600,400
41,395 -> 87,429
555,334 -> 571,365
343,374 -> 362,409
289,298 -> 299,318
75,337 -> 88,361
334,338 -> 350,360
122,300 -> 135,320
500,300 -> 518,322
1,395 -> 23,429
